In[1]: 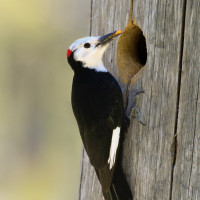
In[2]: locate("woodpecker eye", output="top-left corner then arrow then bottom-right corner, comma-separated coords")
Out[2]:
84,43 -> 91,48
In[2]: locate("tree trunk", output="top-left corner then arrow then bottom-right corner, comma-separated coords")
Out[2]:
79,0 -> 200,199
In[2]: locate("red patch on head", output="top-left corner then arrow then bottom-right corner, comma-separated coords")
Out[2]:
67,49 -> 72,58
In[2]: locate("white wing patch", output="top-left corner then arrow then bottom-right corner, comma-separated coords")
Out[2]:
108,127 -> 120,169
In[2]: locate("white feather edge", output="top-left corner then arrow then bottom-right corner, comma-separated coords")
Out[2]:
108,127 -> 120,169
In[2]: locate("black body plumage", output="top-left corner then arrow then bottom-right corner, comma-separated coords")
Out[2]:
68,41 -> 132,199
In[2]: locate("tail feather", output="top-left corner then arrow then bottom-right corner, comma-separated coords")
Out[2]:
103,165 -> 132,200
103,116 -> 132,200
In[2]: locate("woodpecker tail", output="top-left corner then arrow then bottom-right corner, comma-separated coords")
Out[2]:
103,116 -> 132,200
103,164 -> 132,200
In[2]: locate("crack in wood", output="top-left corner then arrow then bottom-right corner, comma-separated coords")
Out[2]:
188,75 -> 200,198
169,0 -> 188,199
89,0 -> 94,36
110,0 -> 117,74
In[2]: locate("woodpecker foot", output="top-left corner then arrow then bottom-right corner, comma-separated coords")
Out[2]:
130,105 -> 146,126
128,90 -> 146,126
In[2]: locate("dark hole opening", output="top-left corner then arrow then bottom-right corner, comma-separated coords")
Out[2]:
137,33 -> 147,65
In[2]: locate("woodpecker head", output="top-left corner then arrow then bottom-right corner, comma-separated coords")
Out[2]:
67,30 -> 122,72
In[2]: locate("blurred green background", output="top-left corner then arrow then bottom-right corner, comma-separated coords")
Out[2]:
0,0 -> 90,199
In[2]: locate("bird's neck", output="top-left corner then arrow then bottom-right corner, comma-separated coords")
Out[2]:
68,53 -> 108,73
84,62 -> 107,72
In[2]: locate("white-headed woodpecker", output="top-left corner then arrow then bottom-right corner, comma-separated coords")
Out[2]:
67,30 -> 132,200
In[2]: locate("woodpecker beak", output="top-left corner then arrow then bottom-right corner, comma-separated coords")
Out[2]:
96,30 -> 122,47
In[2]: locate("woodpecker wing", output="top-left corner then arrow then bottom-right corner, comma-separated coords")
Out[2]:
72,70 -> 124,190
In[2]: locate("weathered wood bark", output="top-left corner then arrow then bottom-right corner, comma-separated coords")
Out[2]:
172,1 -> 200,199
79,0 -> 200,199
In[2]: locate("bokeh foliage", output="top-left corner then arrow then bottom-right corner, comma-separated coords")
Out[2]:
0,0 -> 90,199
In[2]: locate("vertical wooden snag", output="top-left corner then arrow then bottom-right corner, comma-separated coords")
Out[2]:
79,0 -> 200,199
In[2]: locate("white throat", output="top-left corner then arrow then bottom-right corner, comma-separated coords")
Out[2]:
77,48 -> 108,72
83,62 -> 108,72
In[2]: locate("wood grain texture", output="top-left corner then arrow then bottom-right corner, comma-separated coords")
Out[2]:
78,0 -> 199,199
172,1 -> 200,199
123,0 -> 185,199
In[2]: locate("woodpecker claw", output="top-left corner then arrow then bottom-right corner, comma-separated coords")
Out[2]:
134,90 -> 145,97
127,90 -> 146,126
130,105 -> 146,126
